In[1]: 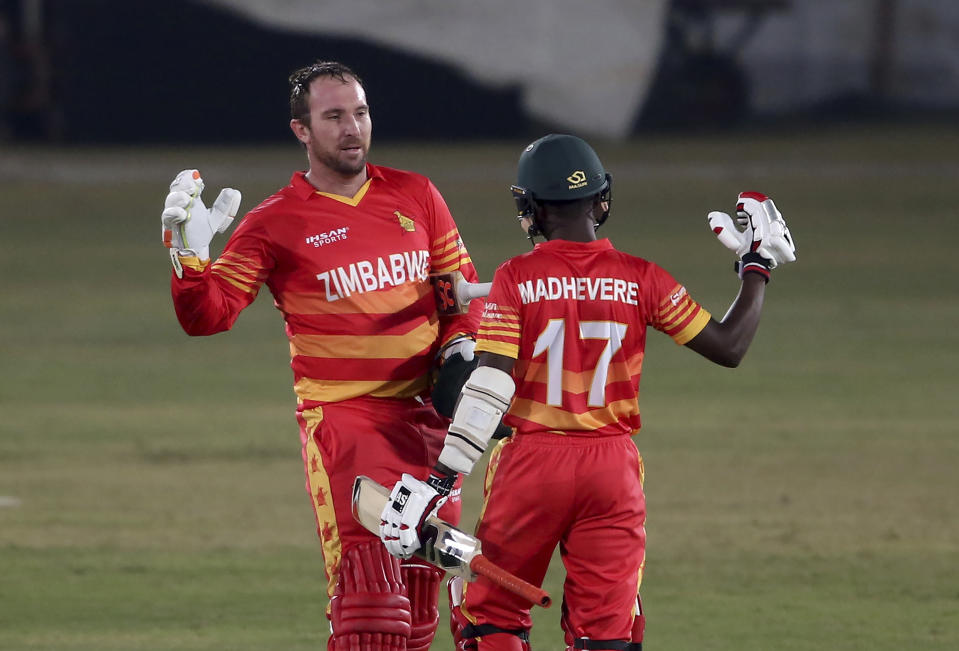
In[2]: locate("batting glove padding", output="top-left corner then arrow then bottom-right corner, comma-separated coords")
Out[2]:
707,208 -> 753,259
380,473 -> 449,560
735,192 -> 796,268
161,169 -> 241,261
708,191 -> 796,281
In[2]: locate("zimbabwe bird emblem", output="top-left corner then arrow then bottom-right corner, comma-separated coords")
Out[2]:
395,210 -> 415,232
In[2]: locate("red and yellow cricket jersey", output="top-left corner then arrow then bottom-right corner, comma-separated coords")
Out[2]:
171,164 -> 481,405
475,238 -> 710,436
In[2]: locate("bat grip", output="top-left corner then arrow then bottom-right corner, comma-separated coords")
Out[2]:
457,281 -> 492,304
469,555 -> 552,608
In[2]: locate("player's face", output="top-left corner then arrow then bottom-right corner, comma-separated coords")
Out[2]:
301,76 -> 372,177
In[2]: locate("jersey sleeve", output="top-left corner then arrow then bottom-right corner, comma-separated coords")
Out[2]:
646,264 -> 711,345
170,214 -> 274,335
425,179 -> 482,345
474,262 -> 522,359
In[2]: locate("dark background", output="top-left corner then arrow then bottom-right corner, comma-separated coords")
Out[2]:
2,0 -> 948,144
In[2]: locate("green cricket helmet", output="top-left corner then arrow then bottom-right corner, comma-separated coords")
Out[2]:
510,133 -> 612,236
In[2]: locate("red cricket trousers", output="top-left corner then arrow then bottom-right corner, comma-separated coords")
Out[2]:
461,432 -> 645,645
297,396 -> 462,597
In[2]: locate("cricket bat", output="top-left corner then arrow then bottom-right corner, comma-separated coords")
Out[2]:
351,475 -> 551,608
430,271 -> 492,315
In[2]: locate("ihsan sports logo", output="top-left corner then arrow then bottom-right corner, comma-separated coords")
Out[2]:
306,227 -> 349,247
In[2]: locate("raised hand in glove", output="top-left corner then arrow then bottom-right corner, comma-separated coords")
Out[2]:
161,169 -> 241,263
738,192 -> 796,267
379,471 -> 455,559
707,191 -> 796,281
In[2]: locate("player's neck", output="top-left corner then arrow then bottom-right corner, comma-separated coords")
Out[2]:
305,166 -> 368,198
546,225 -> 597,243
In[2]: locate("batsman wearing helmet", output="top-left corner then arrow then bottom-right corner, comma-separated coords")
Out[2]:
379,134 -> 796,649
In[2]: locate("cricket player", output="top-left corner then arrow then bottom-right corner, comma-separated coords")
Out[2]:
160,61 -> 482,650
378,134 -> 796,649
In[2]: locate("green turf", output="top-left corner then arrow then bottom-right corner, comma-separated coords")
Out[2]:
2,123 -> 958,649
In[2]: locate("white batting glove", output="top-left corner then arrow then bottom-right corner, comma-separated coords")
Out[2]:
738,193 -> 796,267
379,472 -> 453,559
707,208 -> 754,258
161,169 -> 241,261
708,192 -> 796,281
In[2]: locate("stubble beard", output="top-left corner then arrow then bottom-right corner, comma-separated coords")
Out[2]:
314,142 -> 369,178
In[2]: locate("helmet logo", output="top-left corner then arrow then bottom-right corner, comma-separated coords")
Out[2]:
567,170 -> 588,190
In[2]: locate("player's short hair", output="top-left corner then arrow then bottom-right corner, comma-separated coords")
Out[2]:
289,60 -> 365,125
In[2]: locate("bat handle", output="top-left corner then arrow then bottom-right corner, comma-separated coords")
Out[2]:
458,281 -> 492,303
469,555 -> 552,608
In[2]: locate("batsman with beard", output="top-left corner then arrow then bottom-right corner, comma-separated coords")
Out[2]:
160,61 -> 482,650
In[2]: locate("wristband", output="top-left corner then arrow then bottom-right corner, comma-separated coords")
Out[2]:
735,252 -> 771,283
425,469 -> 457,497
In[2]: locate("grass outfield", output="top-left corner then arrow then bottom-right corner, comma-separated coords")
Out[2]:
1,123 -> 958,649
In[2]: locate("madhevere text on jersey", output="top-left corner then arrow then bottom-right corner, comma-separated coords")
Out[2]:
518,276 -> 640,306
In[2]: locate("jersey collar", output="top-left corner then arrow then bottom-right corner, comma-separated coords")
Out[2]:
534,238 -> 614,253
289,163 -> 385,201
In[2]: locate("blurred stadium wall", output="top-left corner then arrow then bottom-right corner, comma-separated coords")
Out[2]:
0,0 -> 957,143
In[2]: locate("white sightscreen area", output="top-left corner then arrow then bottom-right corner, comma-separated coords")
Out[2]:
202,0 -> 959,138
200,0 -> 670,140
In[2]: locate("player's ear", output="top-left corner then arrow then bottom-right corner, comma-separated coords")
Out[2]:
529,203 -> 548,238
290,118 -> 310,145
591,196 -> 604,225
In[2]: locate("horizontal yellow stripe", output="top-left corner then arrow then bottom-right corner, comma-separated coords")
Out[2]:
290,320 -> 438,359
432,229 -> 458,248
477,327 -> 521,339
215,273 -> 258,295
671,308 -> 711,345
433,238 -> 460,254
661,300 -> 697,330
214,252 -> 261,270
219,251 -> 260,268
294,377 -> 427,402
278,281 -> 431,316
517,360 -> 633,396
519,358 -> 642,394
176,255 -> 209,272
475,340 -> 518,359
509,397 -> 638,430
213,264 -> 259,288
431,257 -> 472,273
432,250 -> 462,267
656,299 -> 683,324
